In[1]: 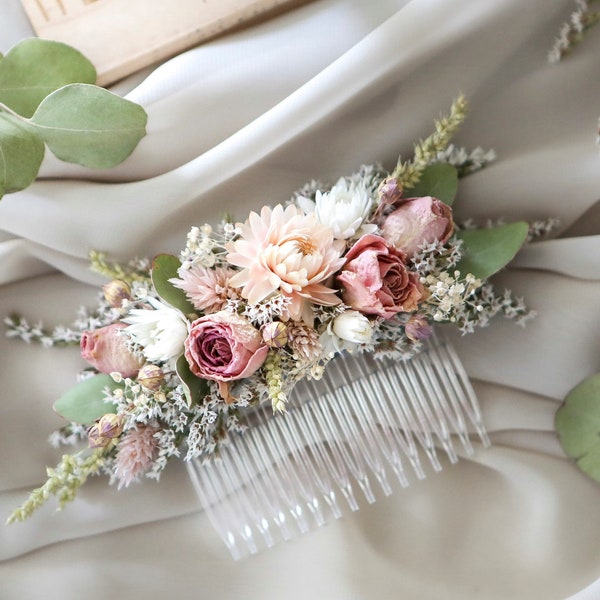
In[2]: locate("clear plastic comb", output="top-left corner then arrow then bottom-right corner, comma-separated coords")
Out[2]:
186,331 -> 489,560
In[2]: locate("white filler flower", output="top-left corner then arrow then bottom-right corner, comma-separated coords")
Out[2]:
123,298 -> 189,363
298,177 -> 376,239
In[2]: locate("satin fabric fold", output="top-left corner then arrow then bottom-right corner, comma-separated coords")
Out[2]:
1,0 -> 599,598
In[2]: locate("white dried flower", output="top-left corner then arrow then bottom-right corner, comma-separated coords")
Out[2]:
123,298 -> 189,363
297,177 -> 376,239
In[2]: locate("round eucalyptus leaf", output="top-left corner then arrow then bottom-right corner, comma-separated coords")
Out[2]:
455,221 -> 529,280
152,254 -> 196,315
53,374 -> 120,426
404,162 -> 459,206
0,113 -> 45,198
29,83 -> 147,169
0,38 -> 96,118
555,374 -> 600,482
176,354 -> 209,406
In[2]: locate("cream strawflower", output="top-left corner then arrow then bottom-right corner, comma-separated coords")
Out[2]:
226,204 -> 345,322
298,177 -> 377,240
123,297 -> 189,363
320,310 -> 374,357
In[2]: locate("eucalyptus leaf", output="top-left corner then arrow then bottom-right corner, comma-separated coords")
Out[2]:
0,113 -> 45,198
53,374 -> 120,426
404,163 -> 458,206
455,221 -> 529,280
0,38 -> 96,118
555,374 -> 600,482
176,354 -> 209,406
152,254 -> 196,315
29,83 -> 147,168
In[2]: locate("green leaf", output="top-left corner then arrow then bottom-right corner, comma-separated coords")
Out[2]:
0,113 -> 45,198
176,354 -> 209,406
53,374 -> 120,426
0,38 -> 96,118
455,221 -> 529,280
29,83 -> 147,168
404,163 -> 459,206
555,374 -> 600,482
152,254 -> 196,315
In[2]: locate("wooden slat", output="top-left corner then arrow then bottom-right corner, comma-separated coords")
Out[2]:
20,0 -> 312,86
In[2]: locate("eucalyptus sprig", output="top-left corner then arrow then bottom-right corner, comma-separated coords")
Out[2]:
0,38 -> 148,200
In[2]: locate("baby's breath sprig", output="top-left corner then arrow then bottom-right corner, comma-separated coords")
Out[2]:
7,448 -> 107,523
390,94 -> 468,189
548,0 -> 600,63
89,251 -> 151,285
3,315 -> 80,347
434,144 -> 497,177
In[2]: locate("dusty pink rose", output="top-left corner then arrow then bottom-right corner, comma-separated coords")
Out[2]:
337,234 -> 424,319
380,196 -> 453,256
184,311 -> 269,389
80,323 -> 143,378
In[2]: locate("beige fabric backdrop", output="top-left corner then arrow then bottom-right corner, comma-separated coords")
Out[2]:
1,1 -> 599,598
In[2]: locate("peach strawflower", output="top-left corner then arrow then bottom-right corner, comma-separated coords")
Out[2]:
170,265 -> 238,313
226,204 -> 345,322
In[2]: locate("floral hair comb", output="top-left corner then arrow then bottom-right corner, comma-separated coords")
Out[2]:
7,96 -> 547,558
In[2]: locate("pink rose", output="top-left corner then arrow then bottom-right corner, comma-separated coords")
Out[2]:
80,323 -> 143,378
337,234 -> 424,319
381,196 -> 453,256
184,311 -> 269,385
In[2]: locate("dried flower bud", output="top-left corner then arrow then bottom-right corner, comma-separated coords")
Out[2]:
261,321 -> 288,349
88,413 -> 124,448
103,280 -> 132,308
137,364 -> 165,391
378,177 -> 403,206
404,314 -> 433,342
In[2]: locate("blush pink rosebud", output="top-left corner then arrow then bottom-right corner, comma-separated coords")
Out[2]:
381,196 -> 453,256
80,323 -> 143,378
184,311 -> 269,393
337,234 -> 424,319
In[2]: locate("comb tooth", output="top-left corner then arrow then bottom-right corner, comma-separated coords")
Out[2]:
189,458 -> 251,560
409,356 -> 460,463
328,360 -> 394,496
252,410 -> 312,534
375,362 -> 442,472
287,404 -> 344,519
311,388 -> 377,504
269,415 -> 328,528
296,395 -> 360,512
219,439 -> 277,549
240,430 -> 296,541
424,342 -> 474,454
366,366 -> 428,481
277,404 -> 347,522
439,340 -> 490,447
340,368 -> 412,488
207,455 -> 260,556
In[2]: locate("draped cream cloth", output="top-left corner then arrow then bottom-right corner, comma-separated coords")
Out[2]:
1,0 -> 599,598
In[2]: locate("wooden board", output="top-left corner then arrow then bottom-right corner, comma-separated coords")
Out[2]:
20,0 -> 312,86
